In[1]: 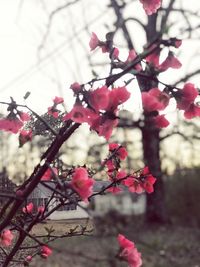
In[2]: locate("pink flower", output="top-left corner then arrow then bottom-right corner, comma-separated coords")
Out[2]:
89,86 -> 110,111
38,206 -> 45,213
107,86 -> 131,111
63,104 -> 97,124
159,52 -> 182,71
70,82 -> 82,93
109,143 -> 128,160
41,245 -> 52,258
184,103 -> 200,119
26,256 -> 32,262
71,167 -> 94,202
19,112 -> 31,122
0,118 -> 23,134
89,32 -> 100,51
124,177 -> 144,194
141,166 -> 156,193
176,83 -> 200,119
19,130 -> 32,146
154,115 -> 170,128
117,234 -> 142,267
53,96 -> 64,104
182,83 -> 198,103
140,0 -> 161,15
124,167 -> 156,194
112,47 -> 119,59
142,88 -> 170,112
97,118 -> 118,140
23,202 -> 34,214
41,167 -> 58,181
48,106 -> 59,118
0,229 -> 14,247
107,186 -> 122,194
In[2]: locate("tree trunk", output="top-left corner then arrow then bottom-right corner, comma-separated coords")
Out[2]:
142,15 -> 168,224
142,116 -> 168,223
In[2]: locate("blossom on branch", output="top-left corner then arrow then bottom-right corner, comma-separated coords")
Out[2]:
176,83 -> 200,119
71,167 -> 94,202
142,88 -> 170,112
41,167 -> 58,181
139,0 -> 161,15
89,32 -> 100,51
117,234 -> 142,267
41,245 -> 52,258
23,202 -> 34,214
0,229 -> 14,247
0,117 -> 23,134
109,143 -> 128,160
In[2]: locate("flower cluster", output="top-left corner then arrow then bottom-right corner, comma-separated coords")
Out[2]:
48,96 -> 64,118
117,234 -> 142,267
0,110 -> 30,134
64,85 -> 130,140
142,87 -> 170,128
124,166 -> 157,194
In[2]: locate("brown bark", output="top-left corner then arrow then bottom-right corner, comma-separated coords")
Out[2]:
141,116 -> 168,223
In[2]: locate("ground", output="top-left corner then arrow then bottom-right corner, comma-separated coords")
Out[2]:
26,215 -> 200,267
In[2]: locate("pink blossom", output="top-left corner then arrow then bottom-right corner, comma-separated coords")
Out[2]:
159,52 -> 182,71
0,229 -> 14,247
112,47 -> 119,59
48,106 -> 59,118
184,103 -> 200,119
107,186 -> 122,194
0,118 -> 23,134
107,86 -> 131,111
176,83 -> 200,118
26,256 -> 32,262
140,0 -> 161,15
117,234 -> 142,267
71,167 -> 94,202
182,83 -> 198,103
89,32 -> 100,51
109,143 -> 128,160
38,206 -> 45,213
23,202 -> 34,214
63,104 -> 97,124
154,115 -> 170,128
142,88 -> 170,112
19,112 -> 31,121
142,92 -> 161,112
41,245 -> 52,258
97,118 -> 118,140
89,86 -> 110,111
70,82 -> 82,93
41,167 -> 58,181
53,96 -> 64,104
26,255 -> 32,262
124,178 -> 144,194
141,166 -> 157,193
